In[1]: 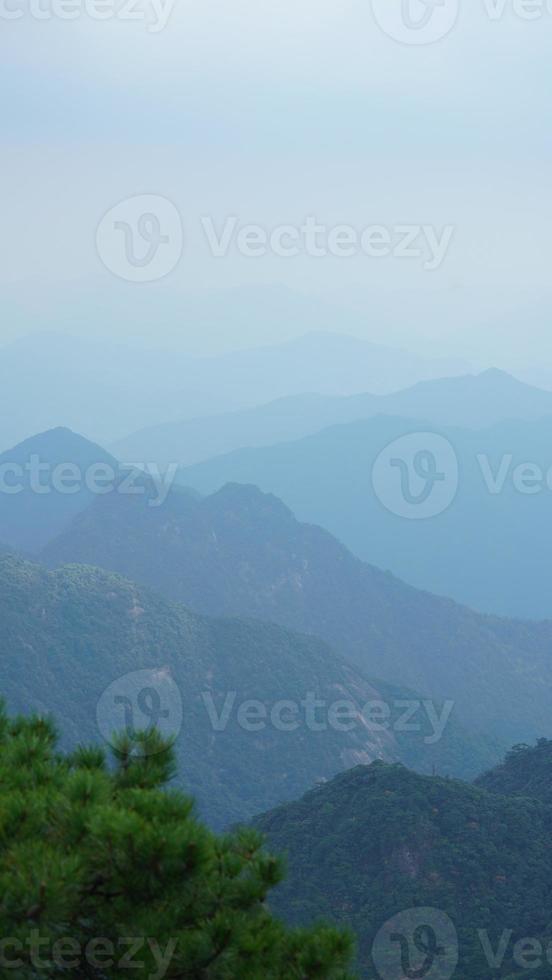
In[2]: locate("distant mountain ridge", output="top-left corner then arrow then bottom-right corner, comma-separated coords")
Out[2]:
113,368 -> 552,466
0,330 -> 469,451
178,413 -> 552,618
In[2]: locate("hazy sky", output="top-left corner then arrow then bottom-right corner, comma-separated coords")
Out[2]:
2,0 -> 550,362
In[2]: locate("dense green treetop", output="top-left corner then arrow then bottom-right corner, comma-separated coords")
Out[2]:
0,704 -> 353,979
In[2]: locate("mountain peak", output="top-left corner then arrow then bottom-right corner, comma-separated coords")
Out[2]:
0,427 -> 117,466
209,482 -> 295,521
477,367 -> 521,383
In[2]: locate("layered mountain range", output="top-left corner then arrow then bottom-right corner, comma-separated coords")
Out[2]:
38,457 -> 552,753
179,410 -> 552,618
0,552 -> 488,828
115,368 -> 552,466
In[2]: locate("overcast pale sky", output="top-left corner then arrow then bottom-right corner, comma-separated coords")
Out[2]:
1,0 -> 550,363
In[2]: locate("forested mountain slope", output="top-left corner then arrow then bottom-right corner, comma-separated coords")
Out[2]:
0,554 -> 486,827
44,481 -> 552,752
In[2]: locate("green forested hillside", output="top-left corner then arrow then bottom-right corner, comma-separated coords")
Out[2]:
476,738 -> 552,803
255,761 -> 552,978
44,481 -> 552,752
0,554 -> 487,828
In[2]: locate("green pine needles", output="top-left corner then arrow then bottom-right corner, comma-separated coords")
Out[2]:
0,704 -> 354,979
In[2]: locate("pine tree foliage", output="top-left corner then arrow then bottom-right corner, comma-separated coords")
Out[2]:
0,704 -> 354,979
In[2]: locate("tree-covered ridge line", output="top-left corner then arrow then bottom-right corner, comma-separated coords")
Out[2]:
0,551 -> 488,831
42,471 -> 552,755
476,737 -> 552,803
254,755 -> 552,978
